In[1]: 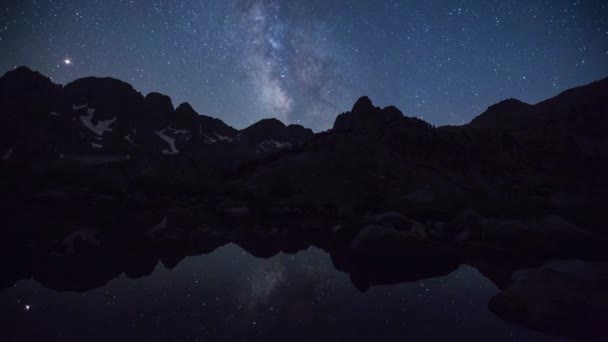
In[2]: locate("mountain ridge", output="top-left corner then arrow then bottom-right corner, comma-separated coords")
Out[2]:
0,66 -> 315,162
3,66 -> 607,135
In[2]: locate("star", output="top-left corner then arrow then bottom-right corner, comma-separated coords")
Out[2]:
0,0 -> 606,131
25,304 -> 30,311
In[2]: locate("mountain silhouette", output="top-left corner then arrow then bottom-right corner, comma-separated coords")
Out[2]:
0,66 -> 313,163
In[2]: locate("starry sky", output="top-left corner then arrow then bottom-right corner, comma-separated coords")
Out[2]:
1,0 -> 607,131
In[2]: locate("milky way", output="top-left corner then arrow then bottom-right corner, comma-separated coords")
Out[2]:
1,0 -> 607,130
226,0 -> 355,127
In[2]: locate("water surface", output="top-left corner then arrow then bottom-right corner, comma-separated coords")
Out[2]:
1,244 -> 575,342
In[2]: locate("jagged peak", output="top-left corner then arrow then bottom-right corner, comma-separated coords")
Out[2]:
333,96 -> 403,133
245,118 -> 287,130
12,65 -> 34,73
0,66 -> 55,86
352,96 -> 376,113
176,102 -> 197,115
64,76 -> 139,98
145,92 -> 174,111
286,124 -> 314,136
487,98 -> 531,111
3,66 -> 35,77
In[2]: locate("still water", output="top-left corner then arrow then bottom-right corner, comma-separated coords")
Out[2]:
1,244 -> 574,342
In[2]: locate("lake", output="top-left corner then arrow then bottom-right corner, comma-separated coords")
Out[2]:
0,243 -> 576,342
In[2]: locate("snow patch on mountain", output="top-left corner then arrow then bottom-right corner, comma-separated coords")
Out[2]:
167,126 -> 189,135
72,103 -> 88,110
91,142 -> 103,149
214,132 -> 233,142
80,111 -> 117,136
125,131 -> 135,145
258,139 -> 292,150
202,133 -> 217,144
156,127 -> 180,155
49,112 -> 61,116
146,216 -> 168,236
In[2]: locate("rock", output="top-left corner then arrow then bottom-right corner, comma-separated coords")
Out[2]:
468,98 -> 533,130
369,212 -> 425,232
462,214 -> 606,259
549,192 -> 584,209
342,225 -> 461,290
427,210 -> 479,242
240,118 -> 313,148
331,225 -> 343,233
332,96 -> 403,133
225,206 -> 250,218
405,187 -> 435,204
489,260 -> 608,340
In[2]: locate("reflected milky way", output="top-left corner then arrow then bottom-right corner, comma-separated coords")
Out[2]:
0,244 -> 576,342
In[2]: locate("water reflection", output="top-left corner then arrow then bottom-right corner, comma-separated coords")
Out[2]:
1,244 -> 575,342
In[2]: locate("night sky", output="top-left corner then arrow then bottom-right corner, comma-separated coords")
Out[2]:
1,0 -> 607,131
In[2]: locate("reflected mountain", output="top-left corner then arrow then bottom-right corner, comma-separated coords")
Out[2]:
1,217 -> 461,293
1,205 -> 607,341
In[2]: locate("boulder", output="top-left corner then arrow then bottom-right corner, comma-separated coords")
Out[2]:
225,206 -> 250,218
489,260 -> 608,340
341,225 -> 461,290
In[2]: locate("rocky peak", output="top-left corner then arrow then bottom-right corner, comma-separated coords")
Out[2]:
483,98 -> 532,118
0,66 -> 60,99
351,96 -> 376,114
145,92 -> 174,113
143,92 -> 174,128
467,98 -> 533,130
0,66 -> 54,87
241,118 -> 288,142
64,77 -> 140,99
286,124 -> 314,141
175,102 -> 197,117
63,76 -> 144,118
240,118 -> 313,146
0,66 -> 62,120
333,96 -> 403,133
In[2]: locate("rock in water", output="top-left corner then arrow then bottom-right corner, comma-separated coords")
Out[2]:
489,260 -> 608,340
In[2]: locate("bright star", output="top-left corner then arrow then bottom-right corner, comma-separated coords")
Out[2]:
25,305 -> 30,311
64,59 -> 71,65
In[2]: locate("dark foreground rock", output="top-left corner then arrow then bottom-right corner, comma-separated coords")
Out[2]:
489,260 -> 608,340
333,225 -> 461,291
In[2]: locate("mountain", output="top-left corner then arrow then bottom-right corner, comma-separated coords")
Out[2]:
0,66 -> 312,164
468,77 -> 608,131
238,77 -> 608,234
333,96 -> 405,133
1,66 -> 606,220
